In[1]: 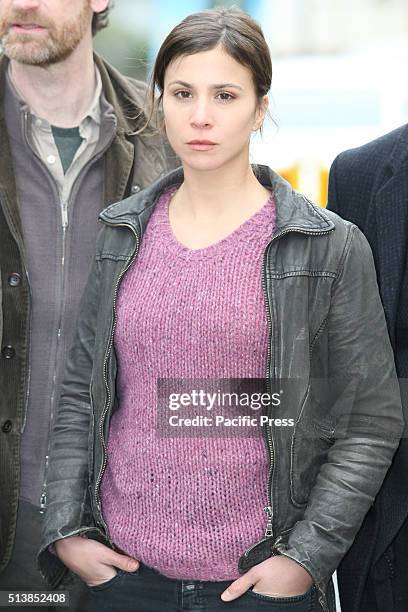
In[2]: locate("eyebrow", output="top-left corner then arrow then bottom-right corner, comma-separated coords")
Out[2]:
167,80 -> 244,91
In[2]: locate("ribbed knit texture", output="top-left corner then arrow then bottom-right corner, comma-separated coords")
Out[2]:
100,186 -> 276,580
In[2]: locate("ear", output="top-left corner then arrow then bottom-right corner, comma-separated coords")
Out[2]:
253,95 -> 269,131
90,0 -> 110,13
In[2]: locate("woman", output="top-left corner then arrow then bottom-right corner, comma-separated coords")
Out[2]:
39,7 -> 403,612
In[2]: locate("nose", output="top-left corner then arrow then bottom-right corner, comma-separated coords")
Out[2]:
190,99 -> 213,130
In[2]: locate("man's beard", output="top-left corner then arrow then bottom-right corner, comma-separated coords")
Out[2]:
0,2 -> 92,66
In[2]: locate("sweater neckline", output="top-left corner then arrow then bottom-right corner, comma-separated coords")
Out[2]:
153,185 -> 276,262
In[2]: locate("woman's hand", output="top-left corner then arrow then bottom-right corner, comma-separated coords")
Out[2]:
54,536 -> 139,587
221,555 -> 314,601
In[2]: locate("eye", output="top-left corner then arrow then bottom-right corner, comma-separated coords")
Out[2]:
215,91 -> 235,102
174,90 -> 192,100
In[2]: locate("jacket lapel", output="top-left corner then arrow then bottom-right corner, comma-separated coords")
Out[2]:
375,127 -> 408,343
95,52 -> 178,206
103,132 -> 134,207
0,56 -> 24,244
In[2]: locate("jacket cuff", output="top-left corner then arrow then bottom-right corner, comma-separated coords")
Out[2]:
38,528 -> 106,586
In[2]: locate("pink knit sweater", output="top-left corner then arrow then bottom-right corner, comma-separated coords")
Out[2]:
100,186 -> 277,580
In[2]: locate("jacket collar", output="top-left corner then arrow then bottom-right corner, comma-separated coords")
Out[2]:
93,53 -> 148,136
0,54 -> 8,121
384,123 -> 408,176
100,164 -> 335,238
0,52 -> 147,135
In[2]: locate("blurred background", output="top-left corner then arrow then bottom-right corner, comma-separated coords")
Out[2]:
94,0 -> 408,205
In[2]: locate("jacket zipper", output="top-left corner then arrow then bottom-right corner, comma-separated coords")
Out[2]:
260,225 -> 333,612
40,212 -> 66,513
36,121 -> 117,513
20,109 -> 69,512
93,222 -> 140,539
261,240 -> 275,538
244,225 -> 332,547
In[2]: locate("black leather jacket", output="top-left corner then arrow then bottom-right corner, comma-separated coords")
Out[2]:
38,166 -> 404,612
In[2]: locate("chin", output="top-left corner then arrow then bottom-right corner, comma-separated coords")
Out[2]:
2,41 -> 53,65
184,162 -> 225,173
182,156 -> 229,173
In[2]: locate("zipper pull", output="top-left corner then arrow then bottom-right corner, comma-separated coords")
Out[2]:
264,505 -> 273,537
39,492 -> 47,514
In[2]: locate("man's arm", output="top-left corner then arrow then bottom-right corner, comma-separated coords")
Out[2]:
327,152 -> 361,223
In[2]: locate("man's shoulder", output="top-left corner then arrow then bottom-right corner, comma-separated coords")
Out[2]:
334,123 -> 408,171
95,53 -> 149,110
113,72 -> 149,106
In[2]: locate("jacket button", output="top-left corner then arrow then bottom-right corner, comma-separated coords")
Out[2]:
131,184 -> 141,193
2,420 -> 12,433
2,345 -> 15,359
8,273 -> 21,287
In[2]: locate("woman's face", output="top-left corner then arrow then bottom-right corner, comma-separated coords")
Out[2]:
162,44 -> 268,173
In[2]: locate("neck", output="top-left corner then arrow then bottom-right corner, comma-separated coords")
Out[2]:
177,154 -> 269,219
8,35 -> 96,127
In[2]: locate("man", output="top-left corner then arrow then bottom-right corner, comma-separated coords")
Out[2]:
328,126 -> 408,612
0,0 -> 177,608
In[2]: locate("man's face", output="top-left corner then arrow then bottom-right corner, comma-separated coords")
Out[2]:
0,0 -> 93,66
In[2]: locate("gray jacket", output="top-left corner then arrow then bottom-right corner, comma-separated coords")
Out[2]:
38,166 -> 404,612
0,51 -> 178,575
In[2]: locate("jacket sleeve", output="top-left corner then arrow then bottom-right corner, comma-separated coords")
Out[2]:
280,225 -> 404,593
327,153 -> 358,221
327,152 -> 369,229
38,227 -> 108,585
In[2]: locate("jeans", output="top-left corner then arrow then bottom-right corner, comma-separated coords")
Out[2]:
87,562 -> 330,612
0,499 -> 89,612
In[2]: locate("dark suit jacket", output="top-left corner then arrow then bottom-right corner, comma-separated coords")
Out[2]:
328,125 -> 408,612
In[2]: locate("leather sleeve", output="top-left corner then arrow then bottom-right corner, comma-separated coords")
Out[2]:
280,225 -> 404,592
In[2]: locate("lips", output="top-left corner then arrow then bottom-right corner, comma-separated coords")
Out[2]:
11,23 -> 45,31
187,139 -> 218,151
187,140 -> 217,145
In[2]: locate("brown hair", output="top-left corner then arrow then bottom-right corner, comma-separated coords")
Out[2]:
92,1 -> 114,36
141,6 -> 272,133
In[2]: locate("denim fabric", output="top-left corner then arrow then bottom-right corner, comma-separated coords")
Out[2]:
87,562 -> 330,612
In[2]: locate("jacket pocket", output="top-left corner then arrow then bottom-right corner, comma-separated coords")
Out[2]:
290,417 -> 334,507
